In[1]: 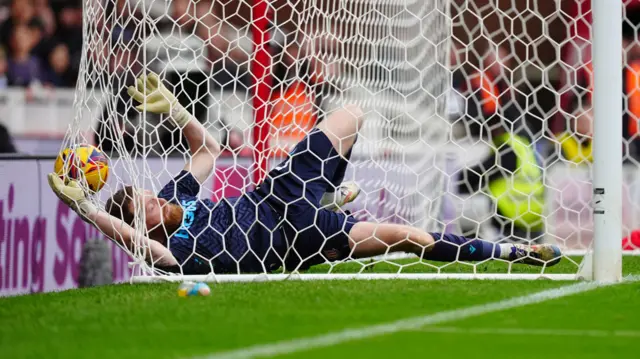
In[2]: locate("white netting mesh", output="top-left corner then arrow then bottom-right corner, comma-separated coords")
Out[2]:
61,0 -> 637,279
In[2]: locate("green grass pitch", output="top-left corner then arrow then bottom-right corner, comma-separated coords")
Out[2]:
2,257 -> 640,359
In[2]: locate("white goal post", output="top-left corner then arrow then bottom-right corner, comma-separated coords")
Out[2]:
590,0 -> 623,282
62,0 -> 626,282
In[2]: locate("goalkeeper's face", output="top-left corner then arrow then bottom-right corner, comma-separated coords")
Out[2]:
106,187 -> 184,239
135,190 -> 183,234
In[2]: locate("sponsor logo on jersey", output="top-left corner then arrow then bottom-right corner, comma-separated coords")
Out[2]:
174,200 -> 197,239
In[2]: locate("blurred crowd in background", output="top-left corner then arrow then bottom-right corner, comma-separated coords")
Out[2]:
0,0 -> 82,89
89,0 -> 328,155
2,0 -> 639,159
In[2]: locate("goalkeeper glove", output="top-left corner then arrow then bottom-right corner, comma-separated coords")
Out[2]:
47,173 -> 97,222
127,72 -> 194,128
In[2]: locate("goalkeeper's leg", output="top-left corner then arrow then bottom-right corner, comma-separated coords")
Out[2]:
319,145 -> 360,211
316,107 -> 361,211
348,222 -> 562,266
255,105 -> 364,215
285,210 -> 562,271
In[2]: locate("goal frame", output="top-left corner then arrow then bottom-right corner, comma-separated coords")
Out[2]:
132,273 -> 580,283
100,0 -> 623,283
590,0 -> 623,283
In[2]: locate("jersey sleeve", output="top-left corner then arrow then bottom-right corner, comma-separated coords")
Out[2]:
158,170 -> 201,201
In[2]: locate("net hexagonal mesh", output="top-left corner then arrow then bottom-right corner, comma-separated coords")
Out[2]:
59,0 -> 634,280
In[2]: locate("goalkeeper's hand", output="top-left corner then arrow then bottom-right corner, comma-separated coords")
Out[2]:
47,173 -> 97,222
127,72 -> 193,128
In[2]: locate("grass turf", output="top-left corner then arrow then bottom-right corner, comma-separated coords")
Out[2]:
299,280 -> 640,359
1,256 -> 639,359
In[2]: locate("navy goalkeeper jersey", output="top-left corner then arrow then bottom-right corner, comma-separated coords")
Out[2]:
157,171 -> 285,274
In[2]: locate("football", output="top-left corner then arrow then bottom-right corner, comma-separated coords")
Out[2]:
54,144 -> 109,192
177,282 -> 211,297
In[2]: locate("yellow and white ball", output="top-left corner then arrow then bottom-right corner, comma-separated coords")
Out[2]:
54,144 -> 109,192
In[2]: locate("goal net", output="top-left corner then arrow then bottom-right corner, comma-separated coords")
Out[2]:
61,0 -> 625,281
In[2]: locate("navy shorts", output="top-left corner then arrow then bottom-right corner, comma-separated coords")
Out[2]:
254,129 -> 359,270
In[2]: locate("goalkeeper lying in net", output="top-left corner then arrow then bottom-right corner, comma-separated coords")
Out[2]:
47,73 -> 562,274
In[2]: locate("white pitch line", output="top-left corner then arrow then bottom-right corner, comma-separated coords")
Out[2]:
416,326 -> 640,338
194,276 -> 638,359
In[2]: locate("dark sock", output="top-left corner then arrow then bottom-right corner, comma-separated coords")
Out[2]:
423,233 -> 501,262
326,147 -> 353,192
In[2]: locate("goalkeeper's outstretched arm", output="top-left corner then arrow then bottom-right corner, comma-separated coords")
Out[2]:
88,206 -> 178,267
47,174 -> 178,267
128,72 -> 221,183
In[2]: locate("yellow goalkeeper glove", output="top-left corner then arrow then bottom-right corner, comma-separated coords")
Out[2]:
127,72 -> 194,128
47,173 -> 97,222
